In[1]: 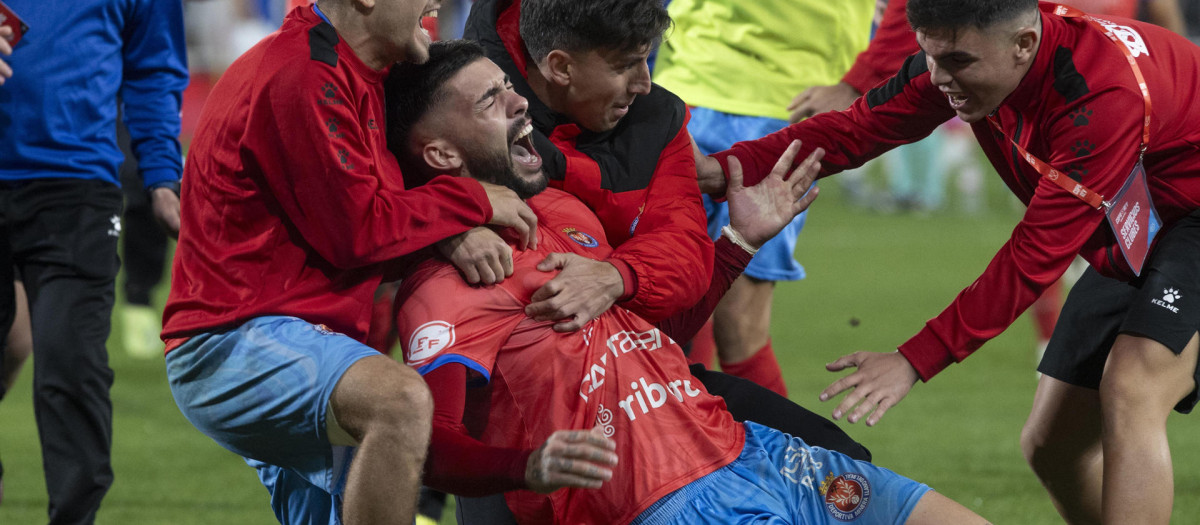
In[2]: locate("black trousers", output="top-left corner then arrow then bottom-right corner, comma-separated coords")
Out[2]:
1,179 -> 122,525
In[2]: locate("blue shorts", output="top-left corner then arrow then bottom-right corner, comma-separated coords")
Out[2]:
165,316 -> 379,524
633,421 -> 930,524
689,106 -> 807,281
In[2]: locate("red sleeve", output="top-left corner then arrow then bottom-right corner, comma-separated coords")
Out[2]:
423,364 -> 533,496
711,53 -> 955,192
899,87 -> 1144,380
655,237 -> 752,342
608,115 -> 715,323
842,0 -> 921,94
257,63 -> 493,269
395,263 -> 525,375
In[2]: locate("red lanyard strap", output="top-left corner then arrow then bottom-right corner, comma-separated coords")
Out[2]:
986,117 -> 1108,208
987,4 -> 1153,210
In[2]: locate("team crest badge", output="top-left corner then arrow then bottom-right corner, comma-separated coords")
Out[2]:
823,472 -> 871,521
562,227 -> 599,248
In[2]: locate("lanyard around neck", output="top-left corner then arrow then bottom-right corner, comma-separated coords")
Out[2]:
986,4 -> 1153,210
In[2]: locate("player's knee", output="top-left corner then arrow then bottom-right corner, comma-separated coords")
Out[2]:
1018,421 -> 1040,464
1020,421 -> 1059,475
336,358 -> 433,439
373,367 -> 433,431
1019,415 -> 1090,478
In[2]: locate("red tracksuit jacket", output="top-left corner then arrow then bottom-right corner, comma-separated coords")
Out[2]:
714,4 -> 1200,379
163,7 -> 492,342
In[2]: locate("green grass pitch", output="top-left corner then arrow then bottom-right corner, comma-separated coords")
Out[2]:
1,176 -> 1197,524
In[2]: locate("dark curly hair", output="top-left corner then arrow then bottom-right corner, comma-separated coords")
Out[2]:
519,0 -> 671,62
384,40 -> 486,186
907,0 -> 1038,35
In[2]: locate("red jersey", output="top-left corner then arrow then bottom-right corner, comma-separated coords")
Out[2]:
162,7 -> 492,342
397,187 -> 744,525
714,5 -> 1200,380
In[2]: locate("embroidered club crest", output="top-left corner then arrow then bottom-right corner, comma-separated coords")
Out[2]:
823,472 -> 871,521
562,227 -> 599,248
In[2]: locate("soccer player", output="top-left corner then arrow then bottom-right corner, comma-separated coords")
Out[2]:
461,0 -> 872,464
160,1 -> 540,523
698,1 -> 1200,522
387,39 -> 990,525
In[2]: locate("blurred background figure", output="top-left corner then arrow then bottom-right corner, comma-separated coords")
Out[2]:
653,0 -> 878,396
117,117 -> 170,359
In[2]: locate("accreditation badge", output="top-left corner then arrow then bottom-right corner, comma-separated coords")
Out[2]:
1105,160 -> 1161,276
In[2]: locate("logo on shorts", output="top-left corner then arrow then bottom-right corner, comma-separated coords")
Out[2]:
107,214 -> 122,237
1152,288 -> 1182,314
823,472 -> 871,521
408,321 -> 455,363
562,227 -> 599,248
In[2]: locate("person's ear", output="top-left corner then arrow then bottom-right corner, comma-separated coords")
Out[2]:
543,49 -> 574,87
421,139 -> 463,171
1014,26 -> 1039,65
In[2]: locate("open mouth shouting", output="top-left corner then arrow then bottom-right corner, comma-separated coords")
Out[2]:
419,3 -> 439,40
509,120 -> 542,173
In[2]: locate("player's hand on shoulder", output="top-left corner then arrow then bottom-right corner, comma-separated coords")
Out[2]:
437,226 -> 514,285
726,140 -> 823,249
820,350 -> 919,427
480,181 -> 538,251
787,81 -> 862,124
525,253 -> 624,332
525,426 -> 618,494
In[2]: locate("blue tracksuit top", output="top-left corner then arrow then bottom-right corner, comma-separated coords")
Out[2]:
0,0 -> 188,189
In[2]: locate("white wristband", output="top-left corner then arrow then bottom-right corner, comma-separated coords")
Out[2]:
721,225 -> 758,256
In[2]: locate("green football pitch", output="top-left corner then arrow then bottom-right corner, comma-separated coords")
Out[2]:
1,173 -> 1198,524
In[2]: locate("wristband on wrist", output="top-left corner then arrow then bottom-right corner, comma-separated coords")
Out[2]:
721,225 -> 758,256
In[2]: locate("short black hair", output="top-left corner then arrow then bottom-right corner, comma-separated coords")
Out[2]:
520,0 -> 671,62
385,40 -> 486,185
907,0 -> 1038,35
